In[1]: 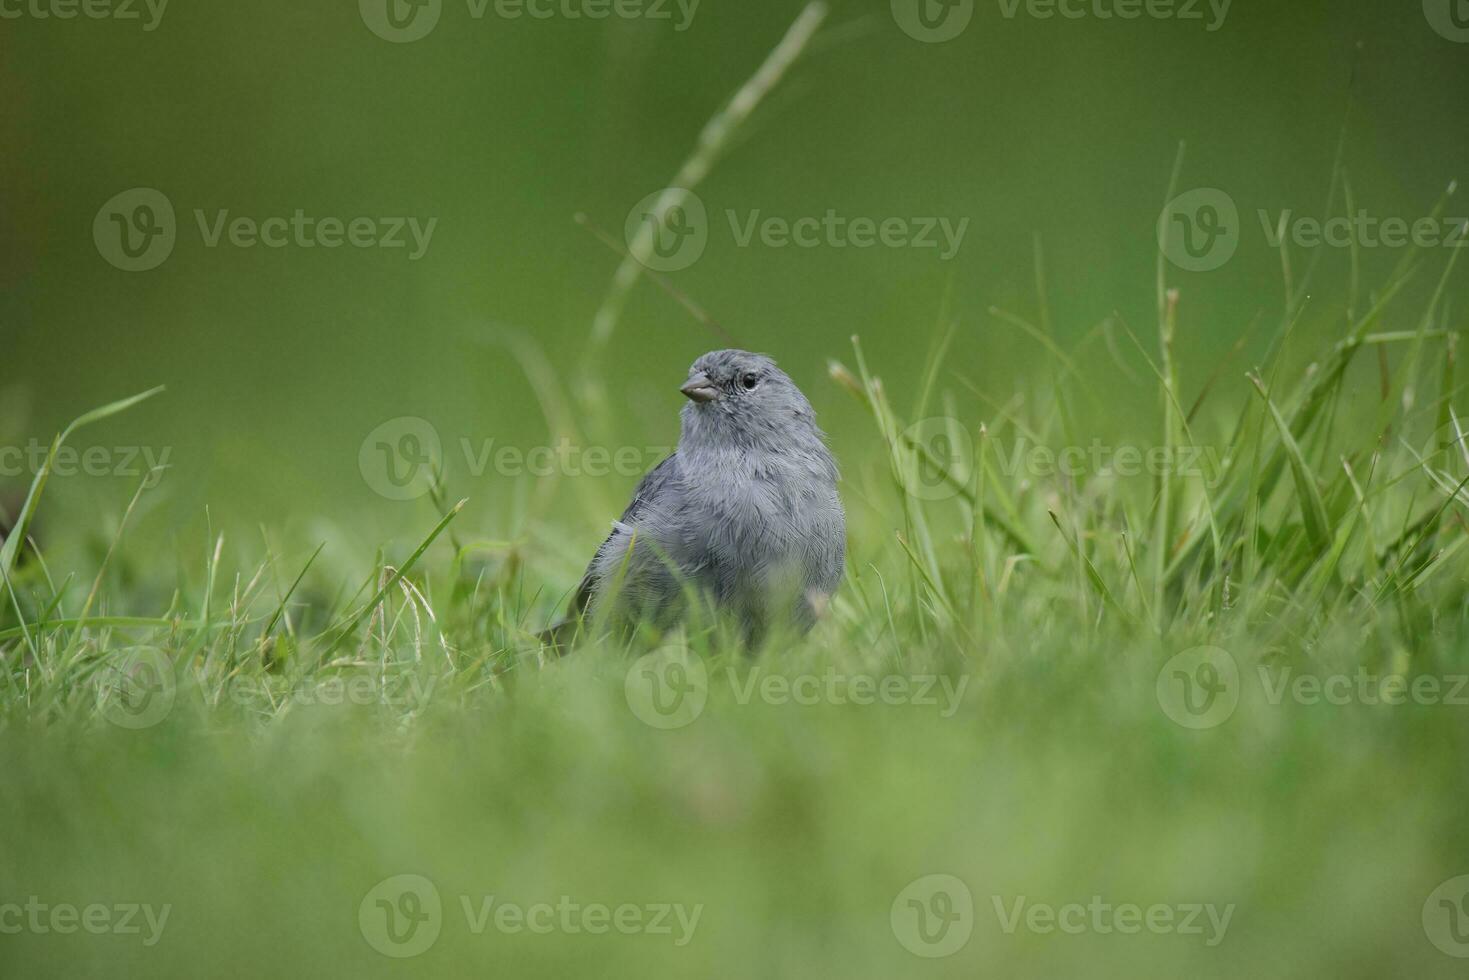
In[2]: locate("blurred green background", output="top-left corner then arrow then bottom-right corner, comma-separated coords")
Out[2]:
3,0 -> 1467,560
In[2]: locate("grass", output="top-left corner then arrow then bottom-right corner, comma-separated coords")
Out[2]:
4,226 -> 1469,976
5,16 -> 1469,976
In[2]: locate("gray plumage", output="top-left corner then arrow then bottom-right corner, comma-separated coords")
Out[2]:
549,350 -> 844,647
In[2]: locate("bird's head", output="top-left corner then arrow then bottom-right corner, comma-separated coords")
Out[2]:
678,349 -> 823,453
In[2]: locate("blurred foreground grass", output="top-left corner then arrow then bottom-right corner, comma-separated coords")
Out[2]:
3,645 -> 1468,978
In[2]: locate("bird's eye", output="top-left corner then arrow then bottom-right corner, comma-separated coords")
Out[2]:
741,373 -> 760,390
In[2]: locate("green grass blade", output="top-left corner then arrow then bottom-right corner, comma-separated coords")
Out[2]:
318,500 -> 466,657
1250,374 -> 1330,553
0,386 -> 165,582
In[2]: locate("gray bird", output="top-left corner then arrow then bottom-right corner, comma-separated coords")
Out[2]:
546,350 -> 845,648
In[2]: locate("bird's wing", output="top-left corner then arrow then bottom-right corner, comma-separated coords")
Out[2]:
563,451 -> 681,622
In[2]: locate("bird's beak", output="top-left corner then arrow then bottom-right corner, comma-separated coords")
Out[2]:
680,373 -> 718,403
